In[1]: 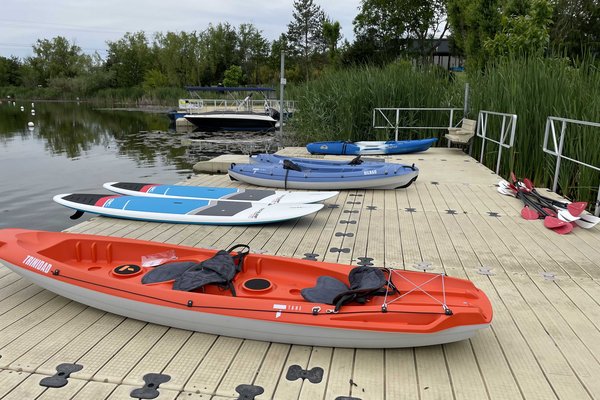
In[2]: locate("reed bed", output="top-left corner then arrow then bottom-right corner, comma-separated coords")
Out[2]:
469,57 -> 600,204
289,57 -> 600,206
287,61 -> 463,143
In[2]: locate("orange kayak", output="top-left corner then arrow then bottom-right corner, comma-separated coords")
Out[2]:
0,229 -> 492,348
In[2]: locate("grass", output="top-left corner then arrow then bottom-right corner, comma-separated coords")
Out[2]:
289,56 -> 600,207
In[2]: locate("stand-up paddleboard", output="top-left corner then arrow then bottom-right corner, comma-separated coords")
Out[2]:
103,182 -> 338,204
307,138 -> 438,155
53,193 -> 323,225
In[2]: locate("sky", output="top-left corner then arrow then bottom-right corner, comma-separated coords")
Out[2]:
0,0 -> 362,59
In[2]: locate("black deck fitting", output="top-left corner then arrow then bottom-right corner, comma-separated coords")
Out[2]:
39,363 -> 83,388
235,384 -> 264,400
286,365 -> 324,384
129,373 -> 171,399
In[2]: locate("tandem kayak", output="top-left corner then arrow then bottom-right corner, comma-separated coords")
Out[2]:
307,138 -> 438,155
0,229 -> 493,348
229,160 -> 419,190
103,182 -> 338,204
53,193 -> 323,225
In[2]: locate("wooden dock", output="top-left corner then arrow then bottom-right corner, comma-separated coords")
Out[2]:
1,147 -> 600,399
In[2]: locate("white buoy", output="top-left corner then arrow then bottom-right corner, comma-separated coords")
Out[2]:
28,122 -> 34,127
31,102 -> 35,108
31,109 -> 35,115
20,106 -> 24,111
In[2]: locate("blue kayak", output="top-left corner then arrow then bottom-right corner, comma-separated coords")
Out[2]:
229,161 -> 419,190
249,153 -> 385,167
306,138 -> 438,155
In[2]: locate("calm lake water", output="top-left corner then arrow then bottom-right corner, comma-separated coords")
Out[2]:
0,101 -> 202,232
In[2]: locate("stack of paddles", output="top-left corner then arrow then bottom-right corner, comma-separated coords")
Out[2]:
497,172 -> 600,234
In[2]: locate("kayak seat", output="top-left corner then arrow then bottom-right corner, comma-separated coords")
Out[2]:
141,244 -> 249,296
301,266 -> 392,311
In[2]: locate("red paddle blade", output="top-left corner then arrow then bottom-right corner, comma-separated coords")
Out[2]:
542,207 -> 557,217
567,202 -> 587,217
544,216 -> 569,229
510,172 -> 517,184
521,206 -> 540,220
523,178 -> 534,190
551,223 -> 574,235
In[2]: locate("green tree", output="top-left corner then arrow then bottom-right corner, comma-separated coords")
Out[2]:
323,19 -> 342,62
237,23 -> 269,84
485,0 -> 553,58
287,0 -> 327,80
446,0 -> 503,70
550,0 -> 600,58
222,65 -> 243,86
352,0 -> 447,64
106,32 -> 154,87
27,36 -> 90,86
0,56 -> 22,86
153,31 -> 201,87
197,23 -> 239,85
143,69 -> 170,90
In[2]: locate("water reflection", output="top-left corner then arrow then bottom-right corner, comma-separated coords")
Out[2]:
0,101 -> 198,231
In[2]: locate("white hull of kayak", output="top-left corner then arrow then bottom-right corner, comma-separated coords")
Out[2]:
2,262 -> 489,348
228,170 -> 419,190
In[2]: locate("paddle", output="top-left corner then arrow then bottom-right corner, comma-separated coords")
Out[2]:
517,177 -> 584,221
575,214 -> 600,229
544,216 -> 574,234
508,172 -> 573,234
522,177 -> 589,214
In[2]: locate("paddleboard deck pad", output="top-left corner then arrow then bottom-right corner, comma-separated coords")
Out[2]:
104,182 -> 338,204
53,193 -> 323,225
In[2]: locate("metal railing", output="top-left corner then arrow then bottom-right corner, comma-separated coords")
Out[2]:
372,107 -> 463,140
477,110 -> 518,174
543,116 -> 600,216
178,98 -> 297,115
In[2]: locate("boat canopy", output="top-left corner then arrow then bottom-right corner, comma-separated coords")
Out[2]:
184,86 -> 275,92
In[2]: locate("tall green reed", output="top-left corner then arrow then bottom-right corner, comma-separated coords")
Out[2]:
287,61 -> 463,144
469,56 -> 600,203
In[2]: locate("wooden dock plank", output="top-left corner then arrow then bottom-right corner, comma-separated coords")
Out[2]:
70,381 -> 118,400
122,328 -> 193,387
215,340 -> 270,397
160,332 -> 218,392
183,336 -> 243,395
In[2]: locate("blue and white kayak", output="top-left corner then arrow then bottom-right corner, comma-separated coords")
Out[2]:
306,138 -> 438,155
53,194 -> 323,225
103,182 -> 338,204
249,153 -> 385,167
228,161 -> 419,190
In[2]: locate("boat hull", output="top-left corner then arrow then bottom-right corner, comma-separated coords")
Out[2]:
184,112 -> 277,131
228,163 -> 419,190
0,229 -> 492,348
3,263 -> 488,348
307,138 -> 438,155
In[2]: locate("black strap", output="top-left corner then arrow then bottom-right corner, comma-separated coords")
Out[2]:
227,244 -> 250,272
348,156 -> 363,165
284,168 -> 290,190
